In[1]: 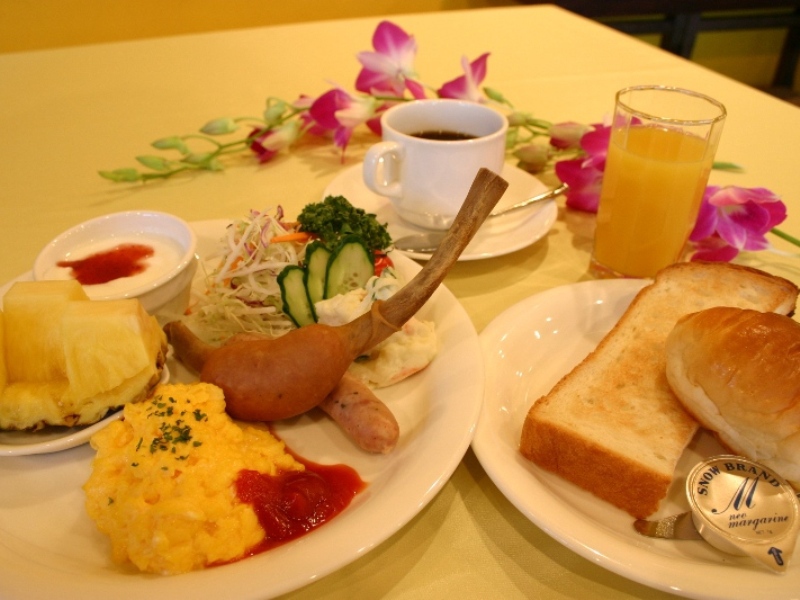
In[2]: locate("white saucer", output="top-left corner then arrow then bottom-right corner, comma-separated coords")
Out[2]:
323,163 -> 558,261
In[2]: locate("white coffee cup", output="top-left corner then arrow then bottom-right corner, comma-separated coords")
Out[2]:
362,99 -> 508,230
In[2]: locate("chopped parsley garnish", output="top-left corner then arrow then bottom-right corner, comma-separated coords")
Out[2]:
297,195 -> 391,252
143,394 -> 199,455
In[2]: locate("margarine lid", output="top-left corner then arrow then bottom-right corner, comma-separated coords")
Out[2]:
686,455 -> 800,573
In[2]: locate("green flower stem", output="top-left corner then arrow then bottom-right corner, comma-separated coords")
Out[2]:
182,133 -> 226,149
524,118 -> 553,131
140,166 -> 193,181
371,94 -> 409,103
517,125 -> 550,138
183,135 -> 258,156
771,227 -> 800,248
234,116 -> 269,124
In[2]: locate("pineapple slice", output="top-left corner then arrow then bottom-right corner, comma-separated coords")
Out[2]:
0,381 -> 70,430
3,280 -> 88,383
0,281 -> 167,430
0,364 -> 163,431
62,365 -> 162,426
61,299 -> 165,401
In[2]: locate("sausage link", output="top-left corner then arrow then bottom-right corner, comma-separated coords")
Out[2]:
318,372 -> 399,454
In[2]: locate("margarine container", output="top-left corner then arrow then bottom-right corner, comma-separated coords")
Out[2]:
686,455 -> 800,573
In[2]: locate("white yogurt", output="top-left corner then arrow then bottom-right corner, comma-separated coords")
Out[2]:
34,210 -> 198,315
41,233 -> 185,299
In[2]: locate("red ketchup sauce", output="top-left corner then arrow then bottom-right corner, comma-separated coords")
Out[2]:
234,455 -> 366,556
57,243 -> 154,285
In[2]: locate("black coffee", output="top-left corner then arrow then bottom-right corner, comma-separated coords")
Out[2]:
410,129 -> 477,141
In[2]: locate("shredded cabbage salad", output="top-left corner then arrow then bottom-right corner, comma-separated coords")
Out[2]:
186,207 -> 306,342
185,207 -> 398,344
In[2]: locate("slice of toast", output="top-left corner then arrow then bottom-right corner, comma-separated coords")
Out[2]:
519,262 -> 798,519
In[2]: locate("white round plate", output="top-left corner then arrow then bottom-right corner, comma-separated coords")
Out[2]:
323,163 -> 557,261
0,220 -> 484,600
0,409 -> 123,455
472,279 -> 800,599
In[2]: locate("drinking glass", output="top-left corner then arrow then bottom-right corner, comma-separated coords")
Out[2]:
590,85 -> 726,279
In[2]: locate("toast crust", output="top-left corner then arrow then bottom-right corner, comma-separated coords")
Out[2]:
519,262 -> 799,519
521,415 -> 672,517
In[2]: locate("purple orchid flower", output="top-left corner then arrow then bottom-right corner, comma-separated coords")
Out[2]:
308,88 -> 381,155
248,97 -> 309,165
553,123 -> 611,212
294,94 -> 327,136
248,121 -> 301,163
248,128 -> 279,163
355,21 -> 421,97
689,185 -> 787,261
437,53 -> 490,102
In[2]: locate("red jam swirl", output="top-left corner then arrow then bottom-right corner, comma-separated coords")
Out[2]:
235,457 -> 365,555
57,243 -> 154,285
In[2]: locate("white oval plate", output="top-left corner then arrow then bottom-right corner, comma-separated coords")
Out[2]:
323,163 -> 557,261
472,279 -> 800,599
0,220 -> 484,600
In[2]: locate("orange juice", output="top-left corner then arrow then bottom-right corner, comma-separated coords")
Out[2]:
592,125 -> 713,278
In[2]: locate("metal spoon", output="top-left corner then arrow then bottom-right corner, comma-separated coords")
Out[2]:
393,183 -> 567,254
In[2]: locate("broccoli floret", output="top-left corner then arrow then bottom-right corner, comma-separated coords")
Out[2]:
297,195 -> 392,252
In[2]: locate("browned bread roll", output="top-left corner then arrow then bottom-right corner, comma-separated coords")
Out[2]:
665,307 -> 800,487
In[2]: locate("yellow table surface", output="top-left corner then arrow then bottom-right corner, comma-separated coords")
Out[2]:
2,5 -> 799,599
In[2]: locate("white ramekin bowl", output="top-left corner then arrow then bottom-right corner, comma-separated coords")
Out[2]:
33,210 -> 198,317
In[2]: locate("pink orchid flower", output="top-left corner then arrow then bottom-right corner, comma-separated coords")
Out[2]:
248,121 -> 300,163
437,53 -> 490,102
689,185 -> 787,261
553,123 -> 611,212
293,94 -> 328,136
355,21 -> 421,97
308,88 -> 381,154
248,129 -> 278,163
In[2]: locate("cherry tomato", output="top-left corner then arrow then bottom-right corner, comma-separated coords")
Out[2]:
373,251 -> 393,276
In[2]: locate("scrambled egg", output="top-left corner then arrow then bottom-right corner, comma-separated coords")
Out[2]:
83,382 -> 303,575
315,269 -> 438,388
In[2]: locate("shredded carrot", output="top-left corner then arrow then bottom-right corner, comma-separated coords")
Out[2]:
269,231 -> 312,244
220,256 -> 243,286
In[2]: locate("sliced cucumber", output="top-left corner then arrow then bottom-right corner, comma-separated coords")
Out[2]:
324,235 -> 374,299
304,241 -> 332,305
277,265 -> 317,327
